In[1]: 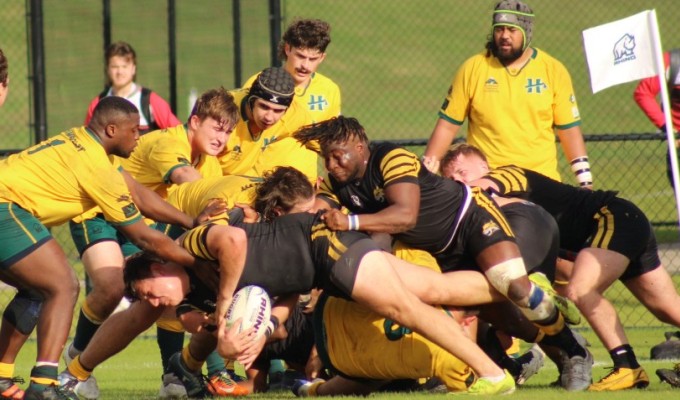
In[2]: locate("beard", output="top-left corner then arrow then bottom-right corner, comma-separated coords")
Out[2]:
489,41 -> 524,64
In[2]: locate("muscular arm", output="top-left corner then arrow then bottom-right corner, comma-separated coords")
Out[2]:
424,118 -> 462,160
322,182 -> 420,233
206,225 -> 248,327
122,170 -> 194,229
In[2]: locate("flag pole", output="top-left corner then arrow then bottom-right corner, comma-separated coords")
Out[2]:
648,9 -> 680,233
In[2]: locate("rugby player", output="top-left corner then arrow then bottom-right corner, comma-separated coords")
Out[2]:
294,116 -> 592,391
441,143 -> 680,391
0,96 -> 221,400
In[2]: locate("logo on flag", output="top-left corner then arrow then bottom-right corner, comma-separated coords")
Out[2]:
582,10 -> 660,93
613,34 -> 636,64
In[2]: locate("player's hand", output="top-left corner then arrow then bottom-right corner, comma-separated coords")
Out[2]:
216,317 -> 257,360
236,333 -> 267,370
178,311 -> 212,334
195,198 -> 228,226
320,208 -> 349,231
421,155 -> 440,174
234,203 -> 260,223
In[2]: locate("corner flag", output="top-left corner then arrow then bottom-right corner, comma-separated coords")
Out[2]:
582,10 -> 659,94
584,10 -> 680,234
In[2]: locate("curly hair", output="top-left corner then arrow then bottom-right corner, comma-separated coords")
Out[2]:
254,167 -> 314,222
278,18 -> 331,60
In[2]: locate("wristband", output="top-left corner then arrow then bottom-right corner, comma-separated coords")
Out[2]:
347,214 -> 360,230
265,316 -> 280,338
570,156 -> 592,187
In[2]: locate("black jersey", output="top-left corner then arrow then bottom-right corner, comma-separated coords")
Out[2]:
182,211 -> 371,306
318,142 -> 469,253
486,166 -> 618,251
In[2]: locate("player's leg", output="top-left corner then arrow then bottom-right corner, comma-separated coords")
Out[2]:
68,217 -> 125,362
5,239 -> 79,398
626,265 -> 680,326
60,300 -> 164,398
342,244 -> 512,392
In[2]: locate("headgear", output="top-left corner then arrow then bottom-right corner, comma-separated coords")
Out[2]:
249,67 -> 295,108
492,0 -> 535,51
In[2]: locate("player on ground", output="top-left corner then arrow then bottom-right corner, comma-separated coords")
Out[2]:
294,116 -> 592,391
85,41 -> 180,133
0,96 -> 219,400
64,88 -> 238,399
442,143 -> 680,391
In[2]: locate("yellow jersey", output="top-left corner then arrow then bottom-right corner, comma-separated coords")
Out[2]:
439,48 -> 581,181
244,70 -> 341,124
219,90 -> 318,182
0,127 -> 141,227
166,175 -> 260,219
119,124 -> 222,198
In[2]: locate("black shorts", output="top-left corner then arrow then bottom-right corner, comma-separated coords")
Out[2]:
434,190 -> 516,272
322,238 -> 382,299
584,197 -> 661,280
502,201 -> 559,281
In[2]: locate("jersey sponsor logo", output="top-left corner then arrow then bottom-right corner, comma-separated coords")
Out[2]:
485,77 -> 499,92
482,220 -> 500,236
613,34 -> 636,65
525,78 -> 547,93
116,194 -> 131,203
261,136 -> 279,151
308,95 -> 328,111
27,139 -> 66,154
121,203 -> 139,218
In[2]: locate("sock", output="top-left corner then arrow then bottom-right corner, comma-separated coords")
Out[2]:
478,327 -> 519,377
181,347 -> 203,372
29,364 -> 58,386
67,355 -> 92,381
205,351 -> 225,376
72,301 -> 105,352
0,363 -> 14,379
539,325 -> 586,359
610,344 -> 640,369
157,327 -> 185,374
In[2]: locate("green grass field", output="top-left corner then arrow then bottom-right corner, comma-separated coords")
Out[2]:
9,326 -> 680,399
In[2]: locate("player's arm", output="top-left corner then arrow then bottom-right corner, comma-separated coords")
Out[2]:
204,224 -> 248,328
168,165 -> 203,184
322,181 -> 420,233
467,177 -> 501,193
122,170 -> 195,229
424,118 -> 462,162
117,220 -> 196,266
556,125 -> 593,188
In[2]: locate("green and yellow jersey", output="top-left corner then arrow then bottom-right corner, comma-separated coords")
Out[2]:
219,90 -> 318,183
0,127 -> 141,227
439,48 -> 581,181
120,124 -> 222,199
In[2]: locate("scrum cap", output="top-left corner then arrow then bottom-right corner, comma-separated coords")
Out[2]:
249,67 -> 295,108
492,0 -> 535,50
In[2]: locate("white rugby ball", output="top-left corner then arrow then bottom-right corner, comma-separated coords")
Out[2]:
225,285 -> 271,339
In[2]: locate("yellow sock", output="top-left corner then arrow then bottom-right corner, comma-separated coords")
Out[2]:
0,362 -> 14,379
67,355 -> 92,381
182,347 -> 203,372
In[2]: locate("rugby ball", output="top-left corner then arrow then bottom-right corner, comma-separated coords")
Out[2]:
225,285 -> 271,339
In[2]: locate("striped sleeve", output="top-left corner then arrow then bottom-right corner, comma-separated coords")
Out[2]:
486,166 -> 530,196
380,148 -> 420,186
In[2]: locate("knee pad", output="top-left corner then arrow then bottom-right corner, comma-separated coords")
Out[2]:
3,290 -> 43,335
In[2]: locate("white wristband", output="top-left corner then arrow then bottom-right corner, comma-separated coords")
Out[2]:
570,156 -> 592,187
347,214 -> 360,230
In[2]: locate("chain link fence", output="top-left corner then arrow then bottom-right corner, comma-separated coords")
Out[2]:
1,0 -> 679,329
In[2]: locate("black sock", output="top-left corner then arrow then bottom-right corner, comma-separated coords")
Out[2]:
157,328 -> 185,374
610,344 -> 640,369
539,327 -> 586,359
72,309 -> 101,352
478,326 -> 520,377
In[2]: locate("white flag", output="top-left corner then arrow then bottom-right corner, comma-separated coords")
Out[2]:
582,10 -> 660,93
